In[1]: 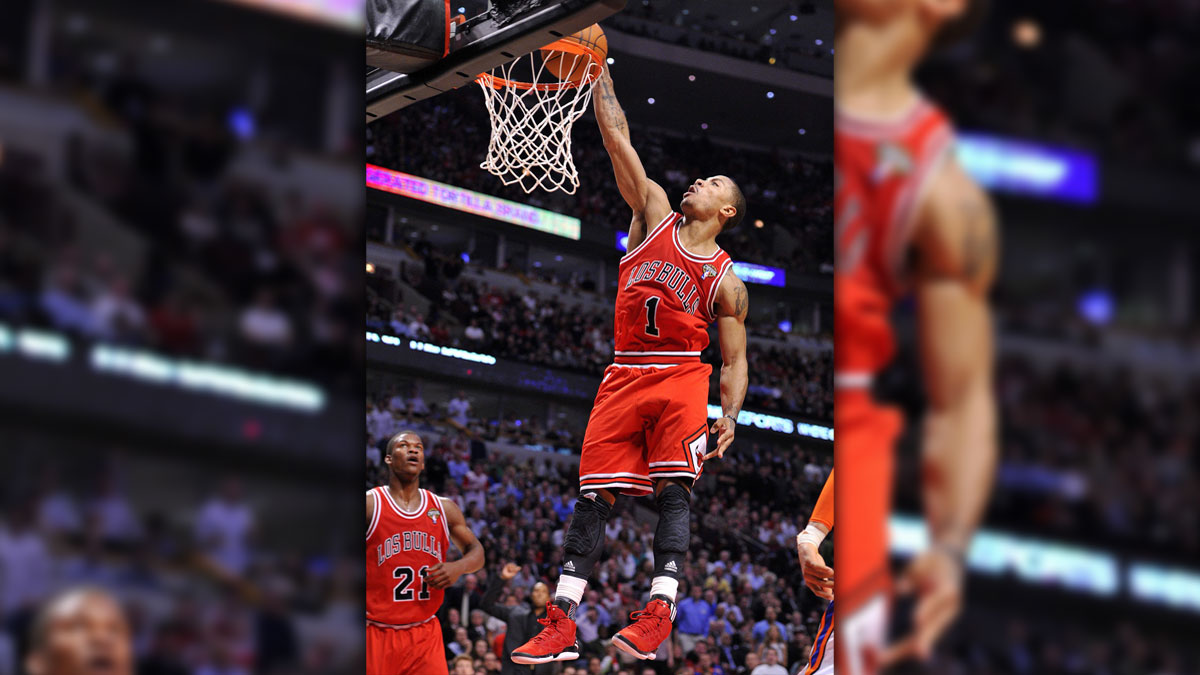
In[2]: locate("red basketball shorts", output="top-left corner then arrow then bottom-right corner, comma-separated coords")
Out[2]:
366,616 -> 448,675
579,362 -> 712,496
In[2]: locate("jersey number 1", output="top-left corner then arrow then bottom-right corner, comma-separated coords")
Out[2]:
644,296 -> 660,336
393,565 -> 432,602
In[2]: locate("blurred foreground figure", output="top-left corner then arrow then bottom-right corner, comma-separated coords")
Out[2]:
24,587 -> 133,675
834,0 -> 997,672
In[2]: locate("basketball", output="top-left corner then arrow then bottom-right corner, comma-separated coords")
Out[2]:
540,24 -> 607,83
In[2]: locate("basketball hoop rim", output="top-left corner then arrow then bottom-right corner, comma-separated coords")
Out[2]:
475,38 -> 605,92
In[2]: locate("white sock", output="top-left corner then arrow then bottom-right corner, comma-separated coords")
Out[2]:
555,574 -> 587,605
649,576 -> 679,603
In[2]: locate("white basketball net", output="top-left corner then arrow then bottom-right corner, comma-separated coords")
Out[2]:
476,44 -> 601,194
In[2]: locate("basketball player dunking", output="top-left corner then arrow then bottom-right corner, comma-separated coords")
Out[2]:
367,431 -> 485,675
512,66 -> 750,664
834,1 -> 997,673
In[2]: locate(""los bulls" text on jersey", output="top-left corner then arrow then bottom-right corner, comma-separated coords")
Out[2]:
623,259 -> 701,315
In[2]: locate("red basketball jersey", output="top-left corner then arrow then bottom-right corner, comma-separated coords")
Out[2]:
614,213 -> 734,366
366,487 -> 452,626
834,98 -> 955,383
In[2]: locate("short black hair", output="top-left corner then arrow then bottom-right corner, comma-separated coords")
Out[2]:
723,179 -> 746,232
386,430 -> 423,453
931,0 -> 989,50
28,587 -> 125,652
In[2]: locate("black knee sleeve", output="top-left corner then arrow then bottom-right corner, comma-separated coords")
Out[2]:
562,493 -> 612,580
653,482 -> 691,579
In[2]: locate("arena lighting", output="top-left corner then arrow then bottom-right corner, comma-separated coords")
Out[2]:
890,515 -> 1119,597
366,331 -> 499,366
366,165 -> 581,240
0,323 -> 71,362
1129,564 -> 1200,613
705,404 -> 833,441
91,345 -> 326,412
956,133 -> 1098,204
616,233 -> 786,287
891,516 -> 1200,614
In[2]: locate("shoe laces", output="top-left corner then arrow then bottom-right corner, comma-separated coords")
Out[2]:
533,603 -> 568,636
628,600 -> 672,632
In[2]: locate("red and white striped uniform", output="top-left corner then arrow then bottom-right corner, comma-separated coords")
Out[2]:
834,98 -> 956,673
366,487 -> 451,627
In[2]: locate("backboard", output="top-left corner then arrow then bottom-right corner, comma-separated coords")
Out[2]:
366,0 -> 625,124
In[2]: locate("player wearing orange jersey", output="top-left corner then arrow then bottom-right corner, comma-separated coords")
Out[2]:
797,470 -> 834,675
834,0 -> 997,673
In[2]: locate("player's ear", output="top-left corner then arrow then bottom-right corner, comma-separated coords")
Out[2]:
719,203 -> 736,222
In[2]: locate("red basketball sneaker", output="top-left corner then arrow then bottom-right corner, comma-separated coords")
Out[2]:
612,596 -> 675,660
511,603 -> 581,665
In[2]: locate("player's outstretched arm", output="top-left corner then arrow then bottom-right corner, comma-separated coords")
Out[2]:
706,273 -> 749,460
797,469 -> 834,600
883,159 -> 998,665
593,68 -> 671,244
427,497 -> 485,589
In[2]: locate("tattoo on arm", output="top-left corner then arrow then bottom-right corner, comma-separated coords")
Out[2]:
595,72 -> 629,141
718,281 -> 748,319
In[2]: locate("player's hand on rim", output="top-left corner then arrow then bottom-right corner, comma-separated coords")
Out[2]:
878,547 -> 964,666
796,540 -> 834,601
704,414 -> 736,460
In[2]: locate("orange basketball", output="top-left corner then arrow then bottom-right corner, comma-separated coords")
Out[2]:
540,24 -> 607,83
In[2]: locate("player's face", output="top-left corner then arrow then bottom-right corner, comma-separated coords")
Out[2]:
27,592 -> 134,675
385,433 -> 425,478
680,175 -> 735,221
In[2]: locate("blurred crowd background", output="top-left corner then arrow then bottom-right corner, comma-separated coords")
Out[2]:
0,0 -> 364,673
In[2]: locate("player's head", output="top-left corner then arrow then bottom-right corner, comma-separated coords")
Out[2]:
680,175 -> 745,232
531,581 -> 550,606
384,430 -> 425,480
25,586 -> 134,675
836,0 -> 987,51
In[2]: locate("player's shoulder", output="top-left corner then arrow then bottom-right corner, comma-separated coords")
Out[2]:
914,156 -> 997,292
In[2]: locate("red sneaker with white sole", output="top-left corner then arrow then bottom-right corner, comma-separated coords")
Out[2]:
612,596 -> 675,660
511,602 -> 581,665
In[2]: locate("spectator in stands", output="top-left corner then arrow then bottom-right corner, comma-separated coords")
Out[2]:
749,647 -> 786,675
193,478 -> 255,577
0,503 -> 53,624
238,289 -> 292,349
91,475 -> 142,549
452,653 -> 474,675
677,583 -> 715,654
448,390 -> 472,426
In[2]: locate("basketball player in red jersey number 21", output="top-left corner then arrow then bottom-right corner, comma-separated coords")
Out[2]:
366,431 -> 485,674
834,0 -> 997,673
512,66 -> 750,664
